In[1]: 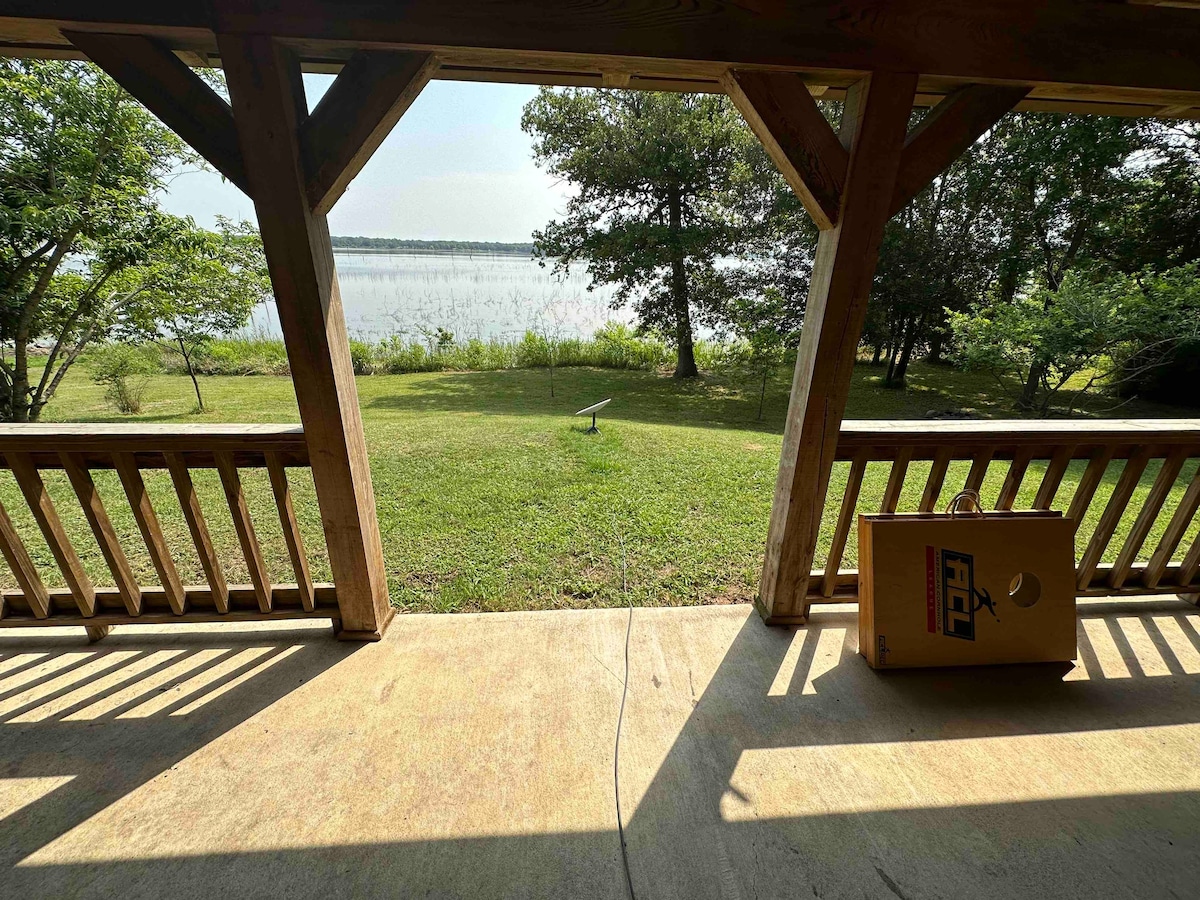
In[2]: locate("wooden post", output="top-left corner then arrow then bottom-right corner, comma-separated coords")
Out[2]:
755,73 -> 917,623
219,34 -> 392,639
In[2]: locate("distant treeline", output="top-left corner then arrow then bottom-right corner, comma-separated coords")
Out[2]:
330,236 -> 534,254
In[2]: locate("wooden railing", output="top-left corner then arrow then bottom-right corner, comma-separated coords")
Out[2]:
0,425 -> 338,640
806,419 -> 1200,617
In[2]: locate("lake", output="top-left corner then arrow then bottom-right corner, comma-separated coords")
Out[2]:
249,250 -> 629,341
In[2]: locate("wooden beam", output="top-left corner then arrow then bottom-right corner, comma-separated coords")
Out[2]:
301,49 -> 437,214
723,70 -> 847,229
9,2 -> 1200,97
64,31 -> 250,195
218,33 -> 393,639
113,451 -> 186,615
60,452 -> 142,616
890,84 -> 1030,216
758,71 -> 917,624
8,452 -> 96,616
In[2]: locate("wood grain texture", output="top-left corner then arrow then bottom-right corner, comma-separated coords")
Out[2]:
8,452 -> 95,615
1033,445 -> 1075,509
964,450 -> 994,496
1076,447 -> 1152,590
1067,447 -> 1116,533
759,72 -> 917,623
821,450 -> 868,598
0,496 -> 49,618
724,70 -> 847,229
301,49 -> 437,214
996,448 -> 1034,511
1144,464 -> 1200,589
215,452 -> 272,613
60,452 -> 141,615
220,32 -> 391,638
165,452 -> 230,613
8,1 -> 1200,97
890,84 -> 1030,215
266,452 -> 315,611
65,31 -> 249,194
113,452 -> 186,614
879,448 -> 913,514
1107,449 -> 1188,589
919,447 -> 952,512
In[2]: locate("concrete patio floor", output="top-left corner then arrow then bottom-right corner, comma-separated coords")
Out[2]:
1,598 -> 1199,899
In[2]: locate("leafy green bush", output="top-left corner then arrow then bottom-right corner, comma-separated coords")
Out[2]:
349,339 -> 375,375
91,344 -> 159,413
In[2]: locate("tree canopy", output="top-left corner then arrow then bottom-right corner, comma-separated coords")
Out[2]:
0,59 -> 267,420
522,88 -> 759,377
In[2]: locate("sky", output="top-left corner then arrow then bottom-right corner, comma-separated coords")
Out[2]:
159,76 -> 572,242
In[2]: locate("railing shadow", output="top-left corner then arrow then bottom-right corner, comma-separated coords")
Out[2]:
1,599 -> 1199,897
0,624 -> 358,873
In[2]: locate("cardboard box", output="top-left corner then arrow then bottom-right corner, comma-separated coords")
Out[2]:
858,510 -> 1077,669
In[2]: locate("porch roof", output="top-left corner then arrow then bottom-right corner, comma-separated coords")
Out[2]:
2,1 -> 1200,118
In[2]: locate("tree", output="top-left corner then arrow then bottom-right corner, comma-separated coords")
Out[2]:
0,59 -> 194,421
119,218 -> 270,411
949,267 -> 1200,415
986,113 -> 1153,410
869,113 -> 1010,386
712,288 -> 797,422
522,89 -> 757,377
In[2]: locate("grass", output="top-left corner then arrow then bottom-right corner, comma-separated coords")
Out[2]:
2,359 -> 1197,614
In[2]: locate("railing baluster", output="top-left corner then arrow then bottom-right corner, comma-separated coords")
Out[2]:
1076,446 -> 1152,590
1034,445 -> 1074,510
1108,448 -> 1188,589
1177,530 -> 1200,590
1066,445 -> 1115,533
996,448 -> 1033,511
920,447 -> 952,512
164,452 -> 230,613
60,452 -> 142,616
964,448 -> 993,498
879,448 -> 912,514
8,452 -> 96,616
1145,464 -> 1200,589
113,451 -> 186,614
215,452 -> 272,613
821,449 -> 868,598
0,496 -> 50,618
266,452 -> 315,611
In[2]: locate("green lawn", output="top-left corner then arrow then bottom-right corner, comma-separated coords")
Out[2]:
3,360 -> 1197,613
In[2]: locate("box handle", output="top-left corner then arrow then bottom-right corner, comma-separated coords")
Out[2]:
945,489 -> 984,518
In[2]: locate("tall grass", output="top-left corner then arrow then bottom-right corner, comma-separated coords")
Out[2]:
143,322 -> 730,377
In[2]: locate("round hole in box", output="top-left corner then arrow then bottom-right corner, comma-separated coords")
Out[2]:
1009,572 -> 1041,608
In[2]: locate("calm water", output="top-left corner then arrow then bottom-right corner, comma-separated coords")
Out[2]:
250,250 -> 629,341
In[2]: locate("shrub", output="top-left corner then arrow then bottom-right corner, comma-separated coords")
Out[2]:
91,344 -> 158,413
349,339 -> 375,375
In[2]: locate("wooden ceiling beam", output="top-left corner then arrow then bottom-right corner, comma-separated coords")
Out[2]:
724,70 -> 848,230
890,84 -> 1031,216
300,49 -> 438,215
64,31 -> 249,195
7,1 -> 1200,98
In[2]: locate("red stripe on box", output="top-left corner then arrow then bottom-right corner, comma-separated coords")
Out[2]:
926,545 -> 936,633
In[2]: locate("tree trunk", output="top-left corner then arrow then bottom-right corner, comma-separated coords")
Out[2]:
1017,358 -> 1044,412
926,328 -> 945,364
888,317 -> 922,387
667,188 -> 698,379
758,368 -> 768,422
180,339 -> 205,411
871,342 -> 883,365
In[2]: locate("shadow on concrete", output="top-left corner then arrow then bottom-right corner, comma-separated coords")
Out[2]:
0,625 -> 359,877
2,599 -> 1199,898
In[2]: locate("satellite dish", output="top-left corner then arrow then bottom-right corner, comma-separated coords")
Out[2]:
574,398 -> 611,434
